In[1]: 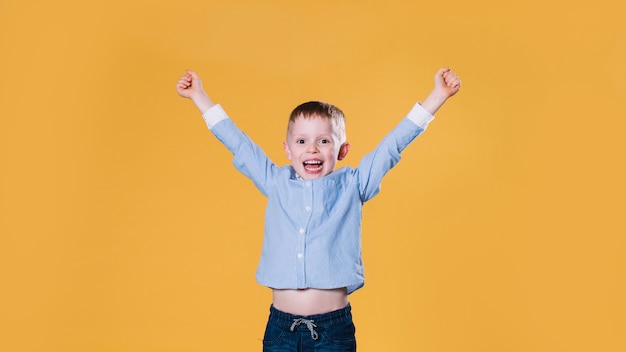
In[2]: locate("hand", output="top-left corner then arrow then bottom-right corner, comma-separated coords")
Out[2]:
176,70 -> 204,99
420,67 -> 461,115
176,70 -> 215,113
434,67 -> 461,99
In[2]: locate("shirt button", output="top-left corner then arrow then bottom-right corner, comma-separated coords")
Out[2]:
305,206 -> 311,212
305,182 -> 311,187
299,228 -> 305,234
297,253 -> 303,259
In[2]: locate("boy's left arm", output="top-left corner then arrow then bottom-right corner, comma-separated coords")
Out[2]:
420,67 -> 461,115
356,67 -> 461,201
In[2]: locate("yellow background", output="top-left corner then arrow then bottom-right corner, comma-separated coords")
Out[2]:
1,0 -> 624,351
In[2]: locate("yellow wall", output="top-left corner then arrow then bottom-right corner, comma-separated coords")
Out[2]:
1,0 -> 624,351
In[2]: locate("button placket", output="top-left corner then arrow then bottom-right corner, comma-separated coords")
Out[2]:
296,180 -> 314,288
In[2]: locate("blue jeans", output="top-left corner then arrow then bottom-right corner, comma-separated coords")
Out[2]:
263,304 -> 357,351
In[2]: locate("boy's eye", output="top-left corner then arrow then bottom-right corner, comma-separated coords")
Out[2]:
320,139 -> 329,144
296,139 -> 305,144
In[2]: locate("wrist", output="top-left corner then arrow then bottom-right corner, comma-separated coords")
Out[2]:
420,90 -> 448,115
191,91 -> 215,114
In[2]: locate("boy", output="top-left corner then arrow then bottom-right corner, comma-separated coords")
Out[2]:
176,68 -> 461,351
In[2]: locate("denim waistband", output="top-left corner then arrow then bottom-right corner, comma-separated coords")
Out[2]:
268,303 -> 352,330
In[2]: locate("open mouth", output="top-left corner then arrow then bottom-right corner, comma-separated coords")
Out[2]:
303,160 -> 323,172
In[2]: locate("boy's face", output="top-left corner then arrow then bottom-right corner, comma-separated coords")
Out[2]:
283,115 -> 350,180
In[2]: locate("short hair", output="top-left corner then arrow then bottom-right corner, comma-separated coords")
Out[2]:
287,101 -> 347,143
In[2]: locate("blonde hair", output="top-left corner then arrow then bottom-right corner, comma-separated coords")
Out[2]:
287,101 -> 346,143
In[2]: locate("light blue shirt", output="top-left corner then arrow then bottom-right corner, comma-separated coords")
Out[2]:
203,103 -> 434,293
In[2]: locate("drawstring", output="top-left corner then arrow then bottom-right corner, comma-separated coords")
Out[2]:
290,318 -> 319,340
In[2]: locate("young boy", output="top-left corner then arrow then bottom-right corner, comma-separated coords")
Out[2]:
176,68 -> 461,351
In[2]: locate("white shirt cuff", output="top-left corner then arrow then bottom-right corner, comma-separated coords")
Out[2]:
406,102 -> 435,129
202,104 -> 229,129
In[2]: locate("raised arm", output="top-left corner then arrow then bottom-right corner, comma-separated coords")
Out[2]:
176,69 -> 280,196
176,70 -> 215,114
420,67 -> 461,115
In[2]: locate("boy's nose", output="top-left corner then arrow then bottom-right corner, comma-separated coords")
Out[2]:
306,143 -> 319,153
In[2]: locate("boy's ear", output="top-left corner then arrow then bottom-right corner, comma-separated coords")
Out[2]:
283,141 -> 292,160
337,142 -> 350,161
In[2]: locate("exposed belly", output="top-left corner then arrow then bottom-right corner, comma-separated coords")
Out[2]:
272,287 -> 349,316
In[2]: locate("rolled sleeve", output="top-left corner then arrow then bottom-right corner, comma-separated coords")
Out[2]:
406,102 -> 435,130
202,104 -> 229,129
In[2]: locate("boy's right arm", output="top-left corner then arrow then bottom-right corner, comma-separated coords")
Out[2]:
176,70 -> 278,196
176,70 -> 215,114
